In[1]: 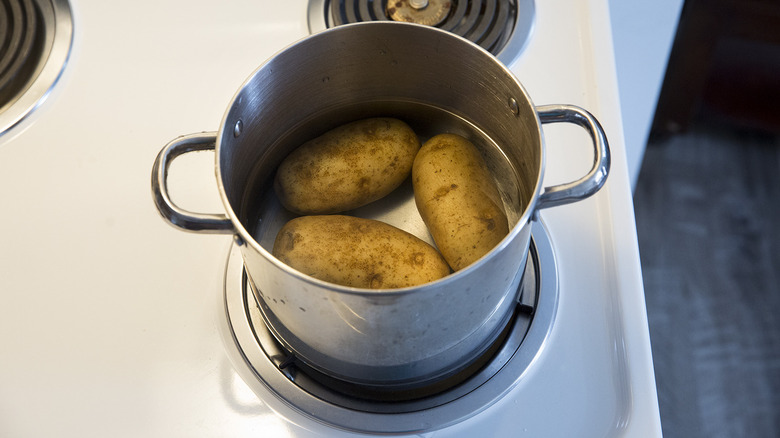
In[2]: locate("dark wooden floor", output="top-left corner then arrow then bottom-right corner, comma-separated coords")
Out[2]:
633,124 -> 780,437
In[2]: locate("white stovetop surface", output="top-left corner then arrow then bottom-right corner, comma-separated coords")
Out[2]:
0,0 -> 660,436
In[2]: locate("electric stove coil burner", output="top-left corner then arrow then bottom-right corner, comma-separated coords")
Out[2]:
307,0 -> 535,65
223,220 -> 558,434
0,0 -> 41,105
0,0 -> 72,137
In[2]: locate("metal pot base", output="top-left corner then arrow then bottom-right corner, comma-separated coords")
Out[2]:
222,219 -> 558,434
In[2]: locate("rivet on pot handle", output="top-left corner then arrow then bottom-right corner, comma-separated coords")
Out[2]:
151,132 -> 234,233
535,104 -> 611,210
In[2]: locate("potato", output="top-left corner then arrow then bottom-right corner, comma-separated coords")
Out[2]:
273,215 -> 450,289
412,133 -> 509,271
273,118 -> 420,215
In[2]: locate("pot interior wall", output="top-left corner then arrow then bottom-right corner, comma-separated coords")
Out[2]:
217,22 -> 543,248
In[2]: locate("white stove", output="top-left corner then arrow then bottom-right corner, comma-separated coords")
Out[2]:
0,0 -> 661,436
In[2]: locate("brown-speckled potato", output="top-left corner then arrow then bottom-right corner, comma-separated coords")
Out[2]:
273,118 -> 420,215
273,215 -> 450,289
412,133 -> 509,271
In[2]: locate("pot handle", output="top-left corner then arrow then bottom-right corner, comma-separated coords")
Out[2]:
151,132 -> 234,233
535,104 -> 611,210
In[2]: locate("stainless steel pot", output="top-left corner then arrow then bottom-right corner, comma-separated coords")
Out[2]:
151,22 -> 609,389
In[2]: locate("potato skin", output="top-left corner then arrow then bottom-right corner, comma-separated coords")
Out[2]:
274,118 -> 420,215
412,134 -> 509,271
273,215 -> 451,289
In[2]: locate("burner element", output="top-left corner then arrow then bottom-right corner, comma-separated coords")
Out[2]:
308,0 -> 535,64
223,220 -> 559,434
0,0 -> 72,137
386,0 -> 451,27
0,0 -> 41,105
